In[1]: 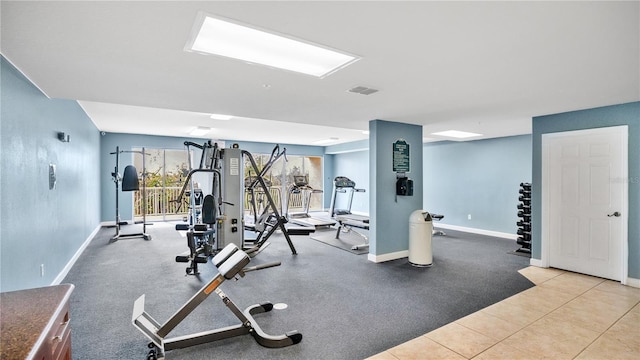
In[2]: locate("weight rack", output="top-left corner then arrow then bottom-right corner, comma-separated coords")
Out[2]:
515,182 -> 532,256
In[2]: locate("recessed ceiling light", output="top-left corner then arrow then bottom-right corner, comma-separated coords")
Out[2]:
185,12 -> 360,78
210,113 -> 233,120
313,137 -> 339,145
189,126 -> 211,136
431,130 -> 483,139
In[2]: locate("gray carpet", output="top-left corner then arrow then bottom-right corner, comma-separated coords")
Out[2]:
310,227 -> 370,255
63,223 -> 533,360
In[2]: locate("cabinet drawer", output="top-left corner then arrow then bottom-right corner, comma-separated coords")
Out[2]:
54,327 -> 72,360
50,309 -> 71,360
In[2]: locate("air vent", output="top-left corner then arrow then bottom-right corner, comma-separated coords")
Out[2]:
348,86 -> 379,95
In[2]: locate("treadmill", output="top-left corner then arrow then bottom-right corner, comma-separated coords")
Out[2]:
328,176 -> 369,223
287,175 -> 336,228
329,176 -> 370,250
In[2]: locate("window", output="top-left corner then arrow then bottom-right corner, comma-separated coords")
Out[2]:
133,148 -> 190,221
244,153 -> 324,213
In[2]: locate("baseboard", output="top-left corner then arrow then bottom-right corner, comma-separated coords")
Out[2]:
435,223 -> 518,240
626,277 -> 640,288
52,225 -> 101,285
529,258 -> 545,267
365,223 -> 514,263
368,250 -> 409,263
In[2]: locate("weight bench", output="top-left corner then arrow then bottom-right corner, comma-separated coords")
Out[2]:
132,243 -> 302,360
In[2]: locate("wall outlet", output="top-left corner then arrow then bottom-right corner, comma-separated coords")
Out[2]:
467,214 -> 472,220
49,164 -> 57,190
40,264 -> 45,277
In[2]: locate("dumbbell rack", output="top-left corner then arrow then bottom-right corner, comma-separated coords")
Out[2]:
515,182 -> 532,256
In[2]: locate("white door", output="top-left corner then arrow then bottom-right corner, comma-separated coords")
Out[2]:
542,126 -> 628,281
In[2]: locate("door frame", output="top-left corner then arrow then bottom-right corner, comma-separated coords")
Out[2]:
541,126 -> 629,284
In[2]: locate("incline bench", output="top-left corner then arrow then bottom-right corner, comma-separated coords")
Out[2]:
132,243 -> 302,359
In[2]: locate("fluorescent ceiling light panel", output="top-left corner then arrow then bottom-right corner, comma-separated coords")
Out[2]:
210,113 -> 233,120
190,126 -> 211,136
186,13 -> 360,78
431,130 -> 483,139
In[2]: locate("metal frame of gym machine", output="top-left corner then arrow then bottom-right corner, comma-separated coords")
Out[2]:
172,140 -> 222,275
132,243 -> 302,360
172,143 -> 304,276
110,146 -> 151,241
242,144 -> 307,255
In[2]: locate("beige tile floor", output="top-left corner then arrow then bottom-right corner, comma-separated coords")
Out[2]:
367,266 -> 640,360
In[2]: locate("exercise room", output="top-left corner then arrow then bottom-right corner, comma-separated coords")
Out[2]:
1,2 -> 639,360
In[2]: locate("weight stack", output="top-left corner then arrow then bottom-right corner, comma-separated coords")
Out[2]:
515,182 -> 532,256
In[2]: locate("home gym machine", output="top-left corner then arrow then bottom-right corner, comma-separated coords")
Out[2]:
172,140 -> 222,275
110,146 -> 151,241
328,176 -> 370,250
132,243 -> 302,360
286,175 -> 335,228
172,143 -> 310,275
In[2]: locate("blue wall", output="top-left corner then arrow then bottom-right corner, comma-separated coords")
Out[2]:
1,57 -> 101,292
328,150 -> 370,214
423,135 -> 532,234
322,133 -> 532,249
324,135 -> 532,237
322,139 -> 369,208
532,102 -> 640,279
325,139 -> 368,155
370,120 -> 423,256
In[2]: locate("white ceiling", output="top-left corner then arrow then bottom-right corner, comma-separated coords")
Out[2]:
1,1 -> 638,146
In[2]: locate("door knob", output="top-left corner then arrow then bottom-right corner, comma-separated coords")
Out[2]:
607,211 -> 621,217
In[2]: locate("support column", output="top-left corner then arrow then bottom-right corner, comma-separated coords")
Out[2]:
369,120 -> 423,261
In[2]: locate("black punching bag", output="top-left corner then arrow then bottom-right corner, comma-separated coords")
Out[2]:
122,165 -> 140,191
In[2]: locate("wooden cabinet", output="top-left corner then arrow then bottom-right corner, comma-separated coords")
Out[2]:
0,284 -> 74,360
